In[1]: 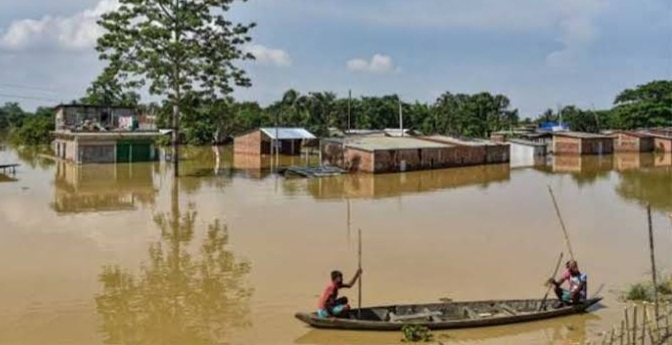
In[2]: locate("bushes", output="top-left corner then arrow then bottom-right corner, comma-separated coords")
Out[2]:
10,114 -> 54,145
624,276 -> 672,302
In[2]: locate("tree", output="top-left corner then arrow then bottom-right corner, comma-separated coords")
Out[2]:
80,65 -> 140,107
96,0 -> 255,176
612,80 -> 672,129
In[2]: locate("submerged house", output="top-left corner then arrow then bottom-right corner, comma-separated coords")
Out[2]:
51,104 -> 162,164
508,139 -> 547,168
320,135 -> 509,174
611,131 -> 654,153
233,127 -> 316,155
553,132 -> 614,155
420,135 -> 510,165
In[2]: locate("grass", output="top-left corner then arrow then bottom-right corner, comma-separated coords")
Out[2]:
624,275 -> 672,302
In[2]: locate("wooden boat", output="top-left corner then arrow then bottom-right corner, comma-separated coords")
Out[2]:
295,297 -> 602,331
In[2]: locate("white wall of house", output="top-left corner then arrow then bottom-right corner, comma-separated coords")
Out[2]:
510,142 -> 546,168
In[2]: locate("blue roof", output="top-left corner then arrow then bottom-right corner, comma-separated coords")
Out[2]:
259,127 -> 316,140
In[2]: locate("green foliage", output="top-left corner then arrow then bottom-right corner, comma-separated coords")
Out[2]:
80,65 -> 140,107
611,80 -> 672,129
7,106 -> 54,145
401,324 -> 434,342
624,276 -> 672,302
96,0 -> 254,101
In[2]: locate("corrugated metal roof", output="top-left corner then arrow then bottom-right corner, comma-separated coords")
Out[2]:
508,138 -> 547,147
553,131 -> 611,139
259,127 -> 316,140
345,137 -> 451,152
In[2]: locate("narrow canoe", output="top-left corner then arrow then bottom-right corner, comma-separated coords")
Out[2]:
295,297 -> 602,331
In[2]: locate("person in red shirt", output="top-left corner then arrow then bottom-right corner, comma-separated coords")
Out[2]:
548,260 -> 588,307
317,269 -> 362,318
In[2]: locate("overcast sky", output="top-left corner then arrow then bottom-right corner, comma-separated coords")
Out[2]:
0,0 -> 670,117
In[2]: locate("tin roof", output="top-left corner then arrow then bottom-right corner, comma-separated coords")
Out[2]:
259,127 -> 316,140
345,137 -> 451,152
553,131 -> 611,139
610,130 -> 653,138
508,138 -> 547,147
422,135 -> 506,147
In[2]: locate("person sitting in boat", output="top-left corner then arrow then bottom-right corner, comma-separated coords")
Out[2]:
317,269 -> 362,318
548,260 -> 587,307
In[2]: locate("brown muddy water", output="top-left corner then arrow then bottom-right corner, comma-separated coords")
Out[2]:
1,145 -> 671,345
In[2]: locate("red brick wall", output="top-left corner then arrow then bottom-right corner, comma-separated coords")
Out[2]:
320,141 -> 345,166
345,148 -> 374,172
654,137 -> 672,152
613,133 -> 653,152
233,131 -> 262,155
554,136 -> 581,154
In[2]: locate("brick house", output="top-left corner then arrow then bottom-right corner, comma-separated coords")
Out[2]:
611,131 -> 654,152
553,132 -> 614,155
233,127 -> 316,155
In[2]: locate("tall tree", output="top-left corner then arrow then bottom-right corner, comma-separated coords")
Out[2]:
612,80 -> 672,129
96,0 -> 255,176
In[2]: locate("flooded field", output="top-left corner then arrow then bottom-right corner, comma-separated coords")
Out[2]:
1,145 -> 671,345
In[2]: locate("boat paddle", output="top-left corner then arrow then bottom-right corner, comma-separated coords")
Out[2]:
539,252 -> 564,311
357,228 -> 362,319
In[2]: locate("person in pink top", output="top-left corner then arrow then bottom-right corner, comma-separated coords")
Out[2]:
317,269 -> 362,318
548,260 -> 588,307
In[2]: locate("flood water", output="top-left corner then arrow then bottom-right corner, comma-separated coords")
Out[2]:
1,145 -> 671,345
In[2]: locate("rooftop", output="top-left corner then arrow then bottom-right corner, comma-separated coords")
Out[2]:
52,130 -> 163,140
553,131 -> 611,139
259,127 -> 316,140
610,130 -> 653,138
345,137 -> 451,152
508,138 -> 547,147
422,135 -> 506,147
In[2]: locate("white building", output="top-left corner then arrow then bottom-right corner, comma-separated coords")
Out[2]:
509,139 -> 547,168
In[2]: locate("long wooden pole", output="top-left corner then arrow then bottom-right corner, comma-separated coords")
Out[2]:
539,252 -> 564,311
647,204 -> 660,323
358,228 -> 362,319
548,185 -> 576,261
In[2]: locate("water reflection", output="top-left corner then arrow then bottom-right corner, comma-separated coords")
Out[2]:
233,151 -> 316,180
51,161 -> 158,214
13,145 -> 55,171
0,173 -> 17,183
95,180 -> 252,344
303,164 -> 510,200
616,165 -> 672,213
294,314 -> 600,345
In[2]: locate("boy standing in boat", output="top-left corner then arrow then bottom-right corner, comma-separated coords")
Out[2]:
317,269 -> 362,318
549,260 -> 587,306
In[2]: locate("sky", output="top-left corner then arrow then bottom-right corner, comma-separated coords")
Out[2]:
0,0 -> 670,117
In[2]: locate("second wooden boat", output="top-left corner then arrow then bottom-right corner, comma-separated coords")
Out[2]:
295,297 -> 602,331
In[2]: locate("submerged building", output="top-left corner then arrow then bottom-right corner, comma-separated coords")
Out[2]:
553,132 -> 614,155
611,131 -> 654,153
320,135 -> 509,174
233,127 -> 316,156
51,104 -> 162,164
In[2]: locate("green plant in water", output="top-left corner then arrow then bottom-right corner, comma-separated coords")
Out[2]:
625,277 -> 672,302
401,324 -> 434,342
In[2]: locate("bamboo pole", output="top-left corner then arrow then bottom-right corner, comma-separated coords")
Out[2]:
645,307 -> 657,345
641,308 -> 646,345
632,305 -> 638,344
610,326 -> 616,345
547,185 -> 576,261
646,205 -> 660,322
620,320 -> 625,345
624,307 -> 631,345
540,252 -> 564,311
357,228 -> 362,319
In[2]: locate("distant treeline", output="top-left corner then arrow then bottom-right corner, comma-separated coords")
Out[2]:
1,80 -> 670,146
